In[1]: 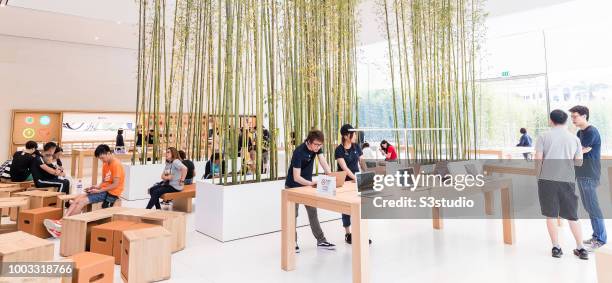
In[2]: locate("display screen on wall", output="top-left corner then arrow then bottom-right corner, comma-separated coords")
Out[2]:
61,112 -> 136,142
12,112 -> 61,145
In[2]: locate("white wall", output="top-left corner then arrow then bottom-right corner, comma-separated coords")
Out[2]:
0,7 -> 138,159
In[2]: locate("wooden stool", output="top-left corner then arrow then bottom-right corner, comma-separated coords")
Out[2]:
68,252 -> 114,283
59,207 -> 128,257
90,220 -> 137,264
121,226 -> 171,283
0,180 -> 34,189
596,246 -> 612,282
85,198 -> 123,212
0,231 -> 54,262
18,207 -> 62,238
141,210 -> 186,252
0,184 -> 25,216
0,197 -> 29,234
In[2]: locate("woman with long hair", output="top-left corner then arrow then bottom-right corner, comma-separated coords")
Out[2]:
380,140 -> 398,161
146,147 -> 187,209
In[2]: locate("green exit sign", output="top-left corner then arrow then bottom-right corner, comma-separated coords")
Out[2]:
501,71 -> 510,77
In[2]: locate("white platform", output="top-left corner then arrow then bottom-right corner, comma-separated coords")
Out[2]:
195,178 -> 340,242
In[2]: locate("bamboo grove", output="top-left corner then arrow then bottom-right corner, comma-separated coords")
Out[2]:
134,0 -> 359,183
381,0 -> 485,162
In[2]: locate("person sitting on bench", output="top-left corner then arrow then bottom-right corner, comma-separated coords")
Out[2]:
43,144 -> 125,238
146,147 -> 187,209
178,150 -> 195,185
31,142 -> 70,194
10,140 -> 38,182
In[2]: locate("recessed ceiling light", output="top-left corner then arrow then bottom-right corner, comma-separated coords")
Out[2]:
116,21 -> 122,24
94,36 -> 100,41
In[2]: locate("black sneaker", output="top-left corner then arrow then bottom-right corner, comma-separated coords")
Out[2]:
573,248 -> 589,260
345,233 -> 352,244
317,241 -> 336,250
552,247 -> 563,258
345,233 -> 372,245
295,245 -> 300,254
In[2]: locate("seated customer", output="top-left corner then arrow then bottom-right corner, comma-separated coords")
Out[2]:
10,140 -> 38,182
43,144 -> 125,238
146,147 -> 187,209
178,150 -> 195,185
203,153 -> 225,179
53,146 -> 64,170
31,142 -> 70,194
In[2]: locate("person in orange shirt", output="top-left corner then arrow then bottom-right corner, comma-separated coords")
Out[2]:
44,144 -> 125,238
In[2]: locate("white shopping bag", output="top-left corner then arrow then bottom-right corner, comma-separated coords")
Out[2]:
316,175 -> 336,196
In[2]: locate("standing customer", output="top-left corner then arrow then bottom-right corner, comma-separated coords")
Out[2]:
534,109 -> 588,260
380,140 -> 398,161
178,150 -> 195,185
10,140 -> 38,182
146,147 -> 187,209
516,128 -> 533,160
570,105 -> 606,250
286,130 -> 336,252
334,124 -> 371,245
115,129 -> 125,153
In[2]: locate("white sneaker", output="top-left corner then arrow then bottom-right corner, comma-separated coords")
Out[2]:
43,219 -> 62,238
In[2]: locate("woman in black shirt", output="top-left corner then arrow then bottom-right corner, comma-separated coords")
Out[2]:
178,150 -> 195,184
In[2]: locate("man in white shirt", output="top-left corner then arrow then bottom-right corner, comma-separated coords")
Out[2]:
534,109 -> 588,260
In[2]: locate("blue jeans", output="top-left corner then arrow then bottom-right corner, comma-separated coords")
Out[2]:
577,177 -> 607,244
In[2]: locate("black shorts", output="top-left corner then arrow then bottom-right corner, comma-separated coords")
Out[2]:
537,179 -> 578,221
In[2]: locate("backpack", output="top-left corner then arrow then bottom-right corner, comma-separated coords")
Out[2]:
0,160 -> 12,180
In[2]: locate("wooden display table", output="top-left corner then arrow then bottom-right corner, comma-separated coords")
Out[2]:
121,226 -> 172,283
141,211 -> 186,252
0,184 -> 26,216
0,231 -> 54,262
281,183 -> 368,283
70,149 -> 95,180
0,197 -> 29,233
59,207 -> 127,257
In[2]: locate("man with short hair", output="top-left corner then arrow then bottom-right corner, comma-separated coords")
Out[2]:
570,105 -> 606,250
285,129 -> 336,252
44,144 -> 125,238
10,140 -> 38,182
31,142 -> 70,193
535,109 -> 588,260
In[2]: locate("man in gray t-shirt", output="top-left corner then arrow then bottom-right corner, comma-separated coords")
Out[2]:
534,109 -> 588,260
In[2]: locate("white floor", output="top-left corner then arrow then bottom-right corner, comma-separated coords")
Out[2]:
49,198 -> 605,283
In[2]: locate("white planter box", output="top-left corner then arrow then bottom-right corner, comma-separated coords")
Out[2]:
123,161 -> 208,200
195,178 -> 340,242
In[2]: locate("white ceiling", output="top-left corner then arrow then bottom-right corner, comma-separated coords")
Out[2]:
0,0 -> 578,49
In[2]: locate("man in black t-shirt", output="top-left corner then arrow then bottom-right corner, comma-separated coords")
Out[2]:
10,140 -> 38,182
31,142 -> 70,194
178,150 -> 195,185
285,130 -> 336,252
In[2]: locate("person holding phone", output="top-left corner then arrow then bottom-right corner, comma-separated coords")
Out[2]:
31,142 -> 70,194
146,147 -> 187,209
285,130 -> 336,252
43,144 -> 125,238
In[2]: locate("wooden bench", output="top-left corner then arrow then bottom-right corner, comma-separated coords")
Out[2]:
0,180 -> 34,189
160,184 -> 195,213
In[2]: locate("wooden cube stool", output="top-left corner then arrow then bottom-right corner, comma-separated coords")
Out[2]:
121,226 -> 172,283
0,231 -> 54,262
90,220 -> 137,264
68,252 -> 114,283
18,207 -> 62,238
0,184 -> 26,216
141,211 -> 186,252
0,180 -> 34,189
12,191 -> 63,221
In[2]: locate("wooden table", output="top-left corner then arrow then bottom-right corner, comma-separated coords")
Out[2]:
281,182 -> 369,283
71,149 -> 94,180
60,206 -> 127,256
0,197 -> 29,234
429,177 -> 516,245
